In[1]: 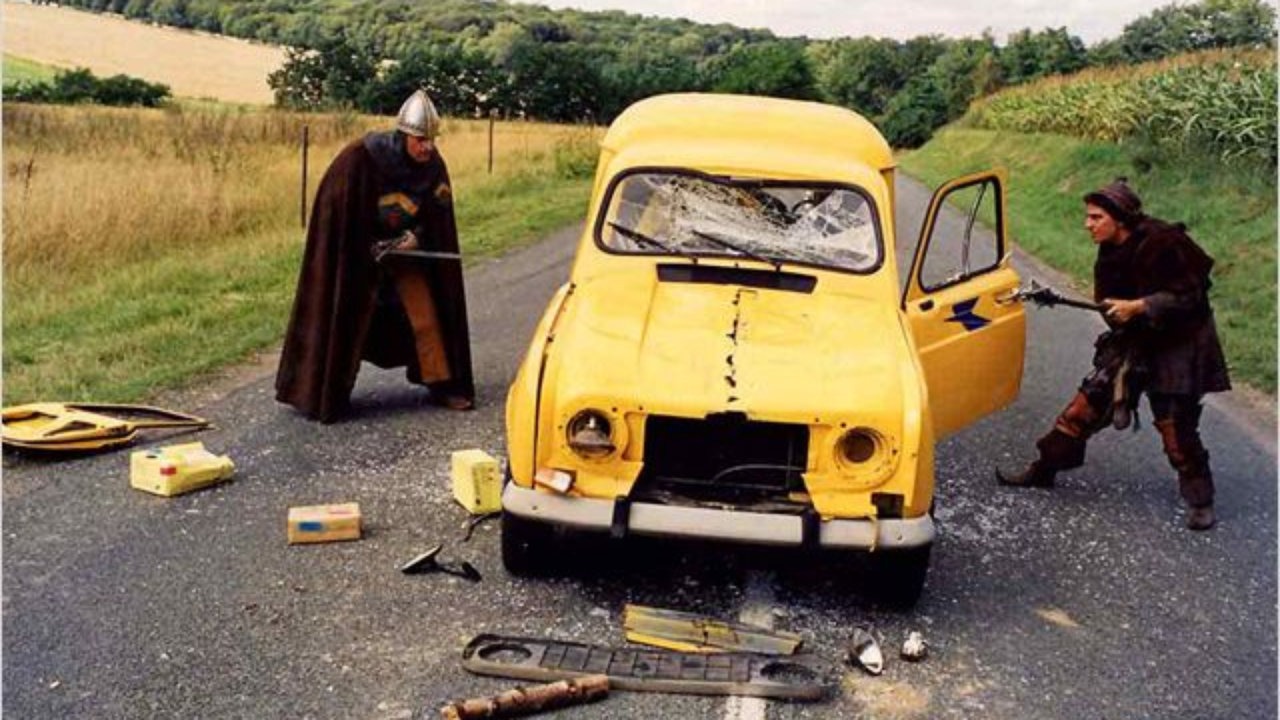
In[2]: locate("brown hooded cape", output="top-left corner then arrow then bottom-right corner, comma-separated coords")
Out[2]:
275,134 -> 475,423
1093,216 -> 1230,396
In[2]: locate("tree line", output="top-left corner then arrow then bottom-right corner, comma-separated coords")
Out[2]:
37,0 -> 1278,146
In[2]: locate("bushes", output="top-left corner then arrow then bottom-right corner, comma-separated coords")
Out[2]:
7,67 -> 170,107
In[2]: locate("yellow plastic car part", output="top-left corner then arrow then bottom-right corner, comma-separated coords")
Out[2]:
2,403 -> 208,451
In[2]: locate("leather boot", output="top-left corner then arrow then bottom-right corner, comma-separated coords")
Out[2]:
996,460 -> 1056,488
1186,504 -> 1216,531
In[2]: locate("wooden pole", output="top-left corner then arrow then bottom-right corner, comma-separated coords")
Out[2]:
487,111 -> 495,175
300,124 -> 309,228
440,674 -> 609,719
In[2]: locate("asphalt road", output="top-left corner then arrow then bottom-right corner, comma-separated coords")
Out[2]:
4,175 -> 1275,720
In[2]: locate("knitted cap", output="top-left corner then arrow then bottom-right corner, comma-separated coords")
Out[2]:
1084,178 -> 1143,226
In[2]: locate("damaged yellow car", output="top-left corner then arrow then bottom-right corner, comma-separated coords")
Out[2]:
503,94 -> 1025,605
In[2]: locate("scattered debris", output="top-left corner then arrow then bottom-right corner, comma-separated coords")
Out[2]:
451,449 -> 502,514
130,442 -> 234,497
439,674 -> 609,719
2,402 -> 208,453
287,503 -> 362,544
400,544 -> 482,582
462,633 -> 829,700
900,631 -> 928,662
1036,607 -> 1082,629
623,604 -> 802,655
848,627 -> 884,675
460,511 -> 500,543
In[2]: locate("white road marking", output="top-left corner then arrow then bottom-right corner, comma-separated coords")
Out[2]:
722,571 -> 774,720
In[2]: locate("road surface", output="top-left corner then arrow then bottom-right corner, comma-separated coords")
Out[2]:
4,175 -> 1275,719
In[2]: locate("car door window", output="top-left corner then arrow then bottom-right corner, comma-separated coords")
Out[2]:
919,178 -> 1002,292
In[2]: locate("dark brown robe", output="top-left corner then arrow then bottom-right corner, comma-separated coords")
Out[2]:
275,133 -> 475,423
1093,216 -> 1230,396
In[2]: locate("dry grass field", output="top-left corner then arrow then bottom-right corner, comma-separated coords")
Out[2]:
2,101 -> 598,402
0,0 -> 601,406
2,1 -> 285,103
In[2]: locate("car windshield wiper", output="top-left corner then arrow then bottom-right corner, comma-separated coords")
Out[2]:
691,229 -> 782,272
608,221 -> 698,263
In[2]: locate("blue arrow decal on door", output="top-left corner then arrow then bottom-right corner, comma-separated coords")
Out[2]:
946,298 -> 989,331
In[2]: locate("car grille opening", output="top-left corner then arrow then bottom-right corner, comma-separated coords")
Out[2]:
635,414 -> 809,505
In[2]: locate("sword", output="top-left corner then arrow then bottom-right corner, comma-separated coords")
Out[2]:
377,248 -> 462,263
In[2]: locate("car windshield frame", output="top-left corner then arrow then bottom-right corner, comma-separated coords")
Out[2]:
592,167 -> 886,276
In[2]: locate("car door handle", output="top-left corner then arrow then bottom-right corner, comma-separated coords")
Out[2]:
918,299 -> 934,312
994,289 -> 1020,305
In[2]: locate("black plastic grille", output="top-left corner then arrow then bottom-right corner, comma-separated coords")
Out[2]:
637,414 -> 809,501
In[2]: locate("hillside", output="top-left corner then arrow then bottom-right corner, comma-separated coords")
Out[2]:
2,1 -> 284,103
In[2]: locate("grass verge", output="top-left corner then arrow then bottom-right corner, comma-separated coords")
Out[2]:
2,174 -> 590,404
901,127 -> 1276,394
3,176 -> 590,403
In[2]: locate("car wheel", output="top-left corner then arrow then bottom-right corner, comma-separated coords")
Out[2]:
868,544 -> 931,609
501,511 -> 554,576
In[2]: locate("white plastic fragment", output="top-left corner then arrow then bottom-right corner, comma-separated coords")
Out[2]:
900,631 -> 928,661
848,627 -> 884,675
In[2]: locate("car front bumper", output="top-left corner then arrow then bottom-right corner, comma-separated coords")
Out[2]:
502,484 -> 934,550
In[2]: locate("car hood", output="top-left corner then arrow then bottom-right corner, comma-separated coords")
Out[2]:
548,269 -> 907,420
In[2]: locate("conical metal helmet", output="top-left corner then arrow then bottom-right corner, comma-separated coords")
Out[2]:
396,90 -> 440,139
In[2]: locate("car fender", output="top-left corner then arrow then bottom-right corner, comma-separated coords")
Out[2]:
896,311 -> 936,517
506,282 -> 575,486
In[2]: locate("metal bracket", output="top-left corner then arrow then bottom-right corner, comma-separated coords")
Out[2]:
801,507 -> 820,548
610,496 -> 632,539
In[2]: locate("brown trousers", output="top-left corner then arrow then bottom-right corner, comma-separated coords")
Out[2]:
1036,390 -> 1213,508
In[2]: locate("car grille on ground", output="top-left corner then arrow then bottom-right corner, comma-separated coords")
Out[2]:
634,414 -> 809,504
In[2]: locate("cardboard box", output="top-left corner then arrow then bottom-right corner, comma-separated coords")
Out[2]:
130,442 -> 234,497
450,449 -> 502,514
287,503 -> 362,544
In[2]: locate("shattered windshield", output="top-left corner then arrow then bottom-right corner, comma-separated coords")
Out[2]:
598,171 -> 881,272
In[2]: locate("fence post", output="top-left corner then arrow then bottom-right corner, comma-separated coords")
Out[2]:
488,110 -> 496,175
300,124 -> 309,228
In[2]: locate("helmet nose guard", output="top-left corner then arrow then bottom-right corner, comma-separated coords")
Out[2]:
397,90 -> 440,139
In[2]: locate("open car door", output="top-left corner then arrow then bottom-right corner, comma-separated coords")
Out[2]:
903,170 -> 1025,439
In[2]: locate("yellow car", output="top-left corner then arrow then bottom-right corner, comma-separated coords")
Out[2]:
503,94 -> 1025,605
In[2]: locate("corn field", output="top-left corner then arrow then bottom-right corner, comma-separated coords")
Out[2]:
966,50 -> 1277,163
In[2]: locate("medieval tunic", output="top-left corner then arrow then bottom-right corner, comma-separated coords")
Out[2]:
275,132 -> 475,423
1092,216 -> 1231,396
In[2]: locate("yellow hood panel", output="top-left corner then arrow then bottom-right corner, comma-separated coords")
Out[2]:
550,269 -> 905,421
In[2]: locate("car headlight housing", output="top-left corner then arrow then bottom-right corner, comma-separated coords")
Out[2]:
837,429 -> 879,465
566,409 -> 617,459
833,427 -> 895,486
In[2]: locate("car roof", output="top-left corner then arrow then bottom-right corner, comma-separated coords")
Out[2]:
600,93 -> 895,175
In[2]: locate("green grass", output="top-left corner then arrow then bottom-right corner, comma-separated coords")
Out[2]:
2,175 -> 591,403
901,128 -> 1277,394
3,54 -> 59,86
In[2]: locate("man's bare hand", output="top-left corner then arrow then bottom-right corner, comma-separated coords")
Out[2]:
396,231 -> 420,251
1103,298 -> 1146,324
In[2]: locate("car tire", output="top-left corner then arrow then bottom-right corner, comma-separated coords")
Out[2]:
498,460 -> 550,576
868,544 -> 931,609
501,510 -> 555,577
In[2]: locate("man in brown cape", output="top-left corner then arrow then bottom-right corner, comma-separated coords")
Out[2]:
997,179 -> 1230,530
276,90 -> 475,423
